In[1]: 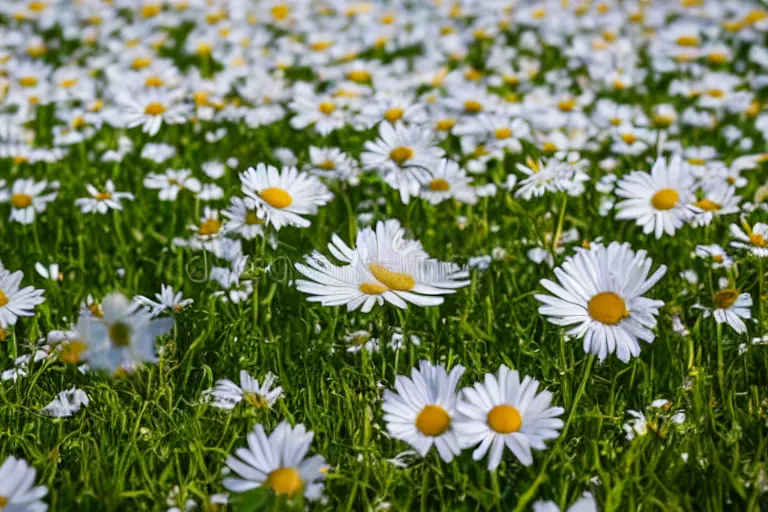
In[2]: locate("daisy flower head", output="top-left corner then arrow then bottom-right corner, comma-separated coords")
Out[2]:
239,164 -> 332,231
203,370 -> 283,410
0,178 -> 58,224
690,181 -> 740,228
419,159 -> 478,205
288,94 -> 346,136
223,421 -> 327,502
305,146 -> 360,185
40,387 -> 89,417
135,284 -> 193,316
514,156 -> 575,201
75,180 -> 134,214
116,87 -> 189,136
143,169 -> 202,201
361,121 -> 444,204
74,291 -> 174,375
615,155 -> 698,238
294,220 -> 470,312
695,286 -> 753,334
534,493 -> 597,512
0,268 -> 46,328
382,360 -> 465,462
535,242 -> 667,362
0,456 -> 48,512
729,218 -> 768,258
222,196 -> 266,240
454,365 -> 564,471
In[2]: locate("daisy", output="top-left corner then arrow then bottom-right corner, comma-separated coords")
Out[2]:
382,360 -> 465,462
202,370 -> 283,410
75,180 -> 134,214
288,94 -> 346,136
695,288 -> 753,334
694,244 -> 733,269
239,163 -> 333,230
361,122 -> 444,204
74,291 -> 174,374
135,284 -> 193,316
0,456 -> 48,512
418,159 -> 478,205
222,197 -> 266,240
187,207 -> 224,241
515,157 -> 573,201
305,146 -> 360,185
690,182 -> 740,228
729,219 -> 768,258
40,387 -> 90,417
454,365 -> 564,471
294,220 -> 470,312
343,330 -> 380,353
0,178 -> 58,224
615,155 -> 698,238
533,493 -> 597,512
116,88 -> 189,136
143,169 -> 202,201
35,262 -> 63,281
223,421 -> 327,502
0,268 -> 46,328
535,242 -> 667,362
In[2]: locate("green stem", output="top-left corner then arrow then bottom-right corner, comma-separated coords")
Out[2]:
551,195 -> 568,257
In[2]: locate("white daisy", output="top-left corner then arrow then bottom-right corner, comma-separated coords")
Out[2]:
34,262 -> 62,281
535,242 -> 667,362
239,163 -> 333,230
361,122 -> 444,204
515,157 -> 575,201
454,365 -> 564,471
202,370 -> 283,410
695,288 -> 753,334
382,360 -> 464,462
0,456 -> 48,512
0,268 -> 46,328
729,219 -> 768,258
533,493 -> 597,512
135,284 -> 193,316
222,196 -> 266,240
40,387 -> 90,417
75,180 -> 134,214
615,155 -> 698,238
0,178 -> 58,224
419,159 -> 478,205
690,182 -> 740,228
305,146 -> 360,185
116,88 -> 189,136
223,421 -> 327,502
74,291 -> 174,374
289,94 -> 346,136
143,169 -> 202,201
294,220 -> 469,312
694,244 -> 733,269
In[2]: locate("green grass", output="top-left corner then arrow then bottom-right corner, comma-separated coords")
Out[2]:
1,119 -> 767,511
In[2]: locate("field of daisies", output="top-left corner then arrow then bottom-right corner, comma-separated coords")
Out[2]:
2,0 -> 768,511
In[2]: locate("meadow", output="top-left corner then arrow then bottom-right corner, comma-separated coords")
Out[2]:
1,1 -> 768,511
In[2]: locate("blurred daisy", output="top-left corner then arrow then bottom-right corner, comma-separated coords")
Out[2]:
0,268 -> 46,328
690,182 -> 740,228
343,330 -> 379,353
419,159 -> 477,205
382,361 -> 465,462
143,169 -> 202,201
694,244 -> 733,269
535,242 -> 667,362
0,178 -> 58,224
135,284 -> 193,316
117,88 -> 189,136
40,387 -> 89,417
533,493 -> 597,512
694,287 -> 753,334
0,456 -> 48,512
74,291 -> 173,374
729,219 -> 768,258
615,155 -> 698,238
222,197 -> 266,240
454,365 -> 564,471
35,262 -> 63,281
75,180 -> 134,214
240,164 -> 333,230
202,370 -> 283,410
223,421 -> 327,502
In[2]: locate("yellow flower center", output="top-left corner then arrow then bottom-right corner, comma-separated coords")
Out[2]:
695,199 -> 721,211
494,127 -> 512,140
197,43 -> 212,56
0,289 -> 8,308
271,4 -> 291,20
429,178 -> 451,191
265,467 -> 302,496
28,1 -> 47,11
141,3 -> 161,17
708,88 -> 725,98
0,495 -> 8,508
436,118 -> 456,131
713,289 -> 739,310
310,40 -> 332,51
621,133 -> 637,144
389,146 -> 414,165
587,292 -> 628,325
653,114 -> 674,126
359,282 -> 388,295
532,7 -> 547,18
368,264 -> 415,291
245,211 -> 264,225
384,107 -> 404,123
10,193 -> 33,209
380,13 -> 395,24
60,340 -> 87,364
260,187 -> 292,209
144,102 -> 166,115
415,404 -> 451,436
558,98 -> 577,112
318,101 -> 336,115
95,192 -> 112,201
676,34 -> 699,46
59,78 -> 78,88
144,75 -> 164,87
346,70 -> 371,83
131,57 -> 152,70
199,218 -> 222,236
542,142 -> 558,153
19,76 -> 38,87
318,159 -> 336,170
651,188 -> 679,210
750,233 -> 766,247
108,322 -> 131,347
464,100 -> 483,113
709,52 -> 729,64
487,404 -> 522,434
244,392 -> 268,408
